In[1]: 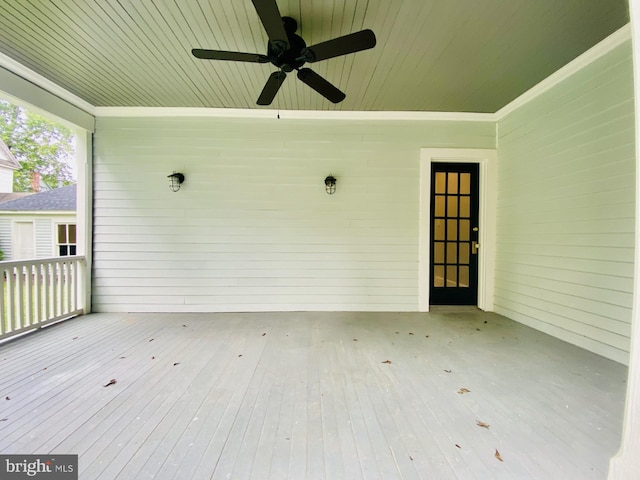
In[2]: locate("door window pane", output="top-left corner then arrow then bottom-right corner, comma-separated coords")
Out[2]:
459,243 -> 470,264
434,220 -> 445,240
434,266 -> 444,287
459,266 -> 469,288
460,196 -> 470,217
459,220 -> 470,241
447,220 -> 457,240
446,242 -> 457,263
447,173 -> 458,194
434,242 -> 445,263
435,196 -> 445,217
446,266 -> 457,287
435,172 -> 446,194
447,196 -> 458,216
460,173 -> 471,194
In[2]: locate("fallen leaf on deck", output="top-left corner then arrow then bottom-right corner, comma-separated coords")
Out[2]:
182,325 -> 187,327
425,335 -> 430,338
149,339 -> 154,342
444,369 -> 452,373
119,356 -> 126,359
151,356 -> 155,360
457,388 -> 471,394
476,328 -> 481,331
238,354 -> 243,357
5,396 -> 9,400
484,321 -> 488,324
409,332 -> 414,335
455,444 -> 461,449
409,455 -> 414,461
476,420 -> 490,429
173,363 -> 180,366
382,360 -> 392,364
72,337 -> 78,340
103,379 -> 117,387
0,418 -> 7,421
495,449 -> 503,462
353,339 -> 358,341
262,333 -> 266,336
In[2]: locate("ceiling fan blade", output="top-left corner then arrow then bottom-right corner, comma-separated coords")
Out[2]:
257,71 -> 287,105
303,29 -> 376,63
251,0 -> 289,50
296,68 -> 345,104
192,49 -> 269,63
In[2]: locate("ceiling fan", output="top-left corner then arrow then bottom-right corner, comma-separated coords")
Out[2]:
192,0 -> 376,105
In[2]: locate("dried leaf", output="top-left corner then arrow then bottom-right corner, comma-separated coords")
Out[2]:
455,444 -> 461,449
408,332 -> 414,335
495,449 -> 503,462
425,335 -> 430,338
409,455 -> 414,461
0,418 -> 7,422
262,333 -> 266,336
119,356 -> 126,359
182,324 -> 187,327
238,354 -> 243,357
395,331 -> 400,334
476,328 -> 481,331
382,360 -> 392,364
151,356 -> 156,360
353,338 -> 358,341
444,369 -> 452,373
476,420 -> 490,429
173,362 -> 180,366
457,388 -> 471,394
72,337 -> 78,340
148,338 -> 154,342
103,379 -> 117,387
5,396 -> 9,401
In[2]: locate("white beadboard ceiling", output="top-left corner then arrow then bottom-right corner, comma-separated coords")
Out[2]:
0,0 -> 629,113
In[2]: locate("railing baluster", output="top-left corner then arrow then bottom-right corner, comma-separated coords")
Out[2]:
0,256 -> 86,341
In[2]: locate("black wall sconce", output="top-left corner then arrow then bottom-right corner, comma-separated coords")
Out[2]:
168,172 -> 185,192
324,175 -> 337,195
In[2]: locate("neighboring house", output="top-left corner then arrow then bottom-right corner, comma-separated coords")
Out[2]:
0,137 -> 19,192
0,184 -> 76,260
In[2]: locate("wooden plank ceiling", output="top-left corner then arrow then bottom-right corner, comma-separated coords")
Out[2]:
0,0 -> 629,112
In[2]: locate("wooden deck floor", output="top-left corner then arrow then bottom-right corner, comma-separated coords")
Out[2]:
0,310 -> 628,479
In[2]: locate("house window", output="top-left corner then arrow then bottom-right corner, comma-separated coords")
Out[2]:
57,224 -> 76,256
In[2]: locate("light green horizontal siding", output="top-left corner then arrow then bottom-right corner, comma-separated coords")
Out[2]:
92,116 -> 495,312
495,41 -> 635,364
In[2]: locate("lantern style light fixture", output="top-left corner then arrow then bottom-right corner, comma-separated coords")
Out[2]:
324,175 -> 337,195
168,172 -> 185,192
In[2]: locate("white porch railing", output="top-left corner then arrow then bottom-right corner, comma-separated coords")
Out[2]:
0,256 -> 86,341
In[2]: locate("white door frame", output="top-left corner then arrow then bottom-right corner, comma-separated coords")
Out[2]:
419,148 -> 497,311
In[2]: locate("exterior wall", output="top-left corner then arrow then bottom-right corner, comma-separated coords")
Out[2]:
0,166 -> 14,193
35,218 -> 52,257
495,41 -> 635,364
0,213 -> 75,260
0,218 -> 11,258
92,116 -> 495,312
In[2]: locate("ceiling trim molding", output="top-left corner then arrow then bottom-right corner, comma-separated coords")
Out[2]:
93,106 -> 496,122
495,23 -> 632,120
0,52 -> 95,115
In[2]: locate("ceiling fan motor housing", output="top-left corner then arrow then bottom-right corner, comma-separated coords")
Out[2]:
267,17 -> 307,72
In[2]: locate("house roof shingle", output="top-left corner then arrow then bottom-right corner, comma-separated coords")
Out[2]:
0,184 -> 76,211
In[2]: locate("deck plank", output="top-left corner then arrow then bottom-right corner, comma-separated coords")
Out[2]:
0,310 -> 628,480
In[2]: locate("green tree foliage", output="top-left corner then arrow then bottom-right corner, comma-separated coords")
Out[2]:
0,100 -> 74,192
